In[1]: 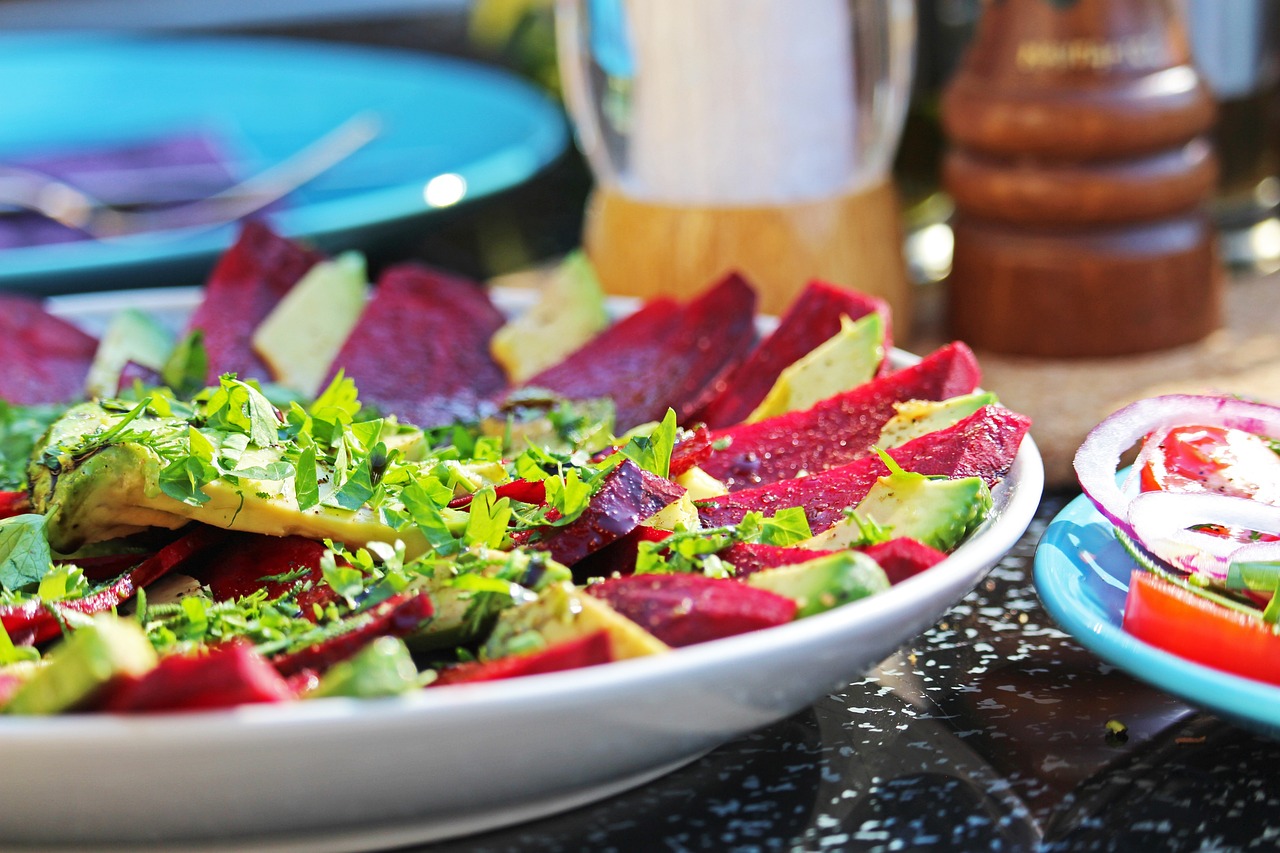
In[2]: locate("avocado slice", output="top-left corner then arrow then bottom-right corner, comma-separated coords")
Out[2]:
490,251 -> 610,384
308,636 -> 421,699
746,312 -> 884,423
251,252 -> 369,398
30,401 -> 429,555
807,451 -> 992,553
4,615 -> 157,715
410,549 -> 573,652
744,551 -> 889,618
84,309 -> 175,399
875,392 -> 998,449
483,581 -> 670,661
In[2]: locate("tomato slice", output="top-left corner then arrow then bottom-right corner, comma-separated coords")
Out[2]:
1122,570 -> 1280,686
1140,424 -> 1280,501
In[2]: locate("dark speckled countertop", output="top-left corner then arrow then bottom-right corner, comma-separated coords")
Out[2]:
410,494 -> 1280,853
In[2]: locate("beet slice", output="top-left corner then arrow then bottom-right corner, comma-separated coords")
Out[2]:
668,425 -> 715,477
568,525 -> 672,579
186,221 -> 323,383
523,460 -> 685,567
448,478 -> 547,510
270,592 -> 434,677
431,630 -> 614,685
184,533 -> 328,602
718,543 -> 838,578
694,280 -> 892,428
860,537 -> 949,584
697,405 -> 1031,533
520,273 -> 757,432
0,525 -> 226,646
323,264 -> 508,428
700,342 -> 982,491
102,641 -> 294,713
0,295 -> 98,404
0,491 -> 30,520
586,573 -> 796,647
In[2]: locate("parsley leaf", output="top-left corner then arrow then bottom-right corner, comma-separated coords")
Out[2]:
205,377 -> 281,448
0,402 -> 63,490
0,514 -> 53,593
620,408 -> 677,477
465,489 -> 513,549
760,506 -> 814,546
294,445 -> 320,511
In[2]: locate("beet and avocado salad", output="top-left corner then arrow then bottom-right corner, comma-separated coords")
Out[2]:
0,223 -> 1030,714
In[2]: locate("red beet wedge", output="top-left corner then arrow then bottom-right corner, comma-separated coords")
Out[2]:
859,537 -> 949,585
519,272 -> 757,432
0,525 -> 226,646
524,460 -> 685,567
102,641 -> 294,713
694,280 -> 892,428
586,573 -> 797,647
186,221 -> 323,383
697,405 -> 1030,534
0,295 -> 98,404
270,592 -> 434,677
183,532 -> 339,616
699,342 -> 982,491
718,543 -> 838,578
323,264 -> 508,428
431,630 -> 614,685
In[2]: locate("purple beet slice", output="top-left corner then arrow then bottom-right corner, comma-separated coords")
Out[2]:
586,573 -> 796,647
697,405 -> 1031,533
860,537 -> 948,584
323,264 -> 509,428
0,525 -> 226,646
699,342 -> 982,491
694,280 -> 892,428
102,641 -> 294,712
0,295 -> 98,404
186,221 -> 323,383
519,273 -> 757,432
718,543 -> 838,578
567,525 -> 673,579
431,630 -> 614,685
270,592 -> 435,677
524,460 -> 685,567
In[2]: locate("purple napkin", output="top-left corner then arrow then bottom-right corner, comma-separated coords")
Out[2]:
0,131 -> 239,249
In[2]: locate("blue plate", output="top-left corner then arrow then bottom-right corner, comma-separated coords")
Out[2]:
1035,485 -> 1280,739
0,33 -> 568,294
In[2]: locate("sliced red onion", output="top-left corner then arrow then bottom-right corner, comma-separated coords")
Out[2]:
1127,491 -> 1280,579
1074,394 -> 1280,539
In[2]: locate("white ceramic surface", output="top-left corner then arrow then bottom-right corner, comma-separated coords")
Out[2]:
2,289 -> 1044,850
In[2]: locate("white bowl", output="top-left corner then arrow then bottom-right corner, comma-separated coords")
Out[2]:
2,288 -> 1044,851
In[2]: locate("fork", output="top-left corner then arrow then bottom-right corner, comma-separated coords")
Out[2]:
0,111 -> 381,242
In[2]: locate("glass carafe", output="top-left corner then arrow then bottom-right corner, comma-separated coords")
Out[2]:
555,0 -> 917,320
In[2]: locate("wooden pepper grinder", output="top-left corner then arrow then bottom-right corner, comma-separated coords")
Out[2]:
942,0 -> 1222,358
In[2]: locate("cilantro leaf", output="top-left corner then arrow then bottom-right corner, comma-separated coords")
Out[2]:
760,506 -> 813,546
543,468 -> 595,523
465,489 -> 513,549
0,514 -> 53,593
294,445 -> 320,511
620,409 -> 677,477
0,402 -> 63,490
205,377 -> 281,448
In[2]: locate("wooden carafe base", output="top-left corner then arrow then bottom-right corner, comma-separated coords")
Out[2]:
946,212 -> 1223,358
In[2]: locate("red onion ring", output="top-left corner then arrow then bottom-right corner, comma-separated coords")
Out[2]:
1127,490 -> 1280,579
